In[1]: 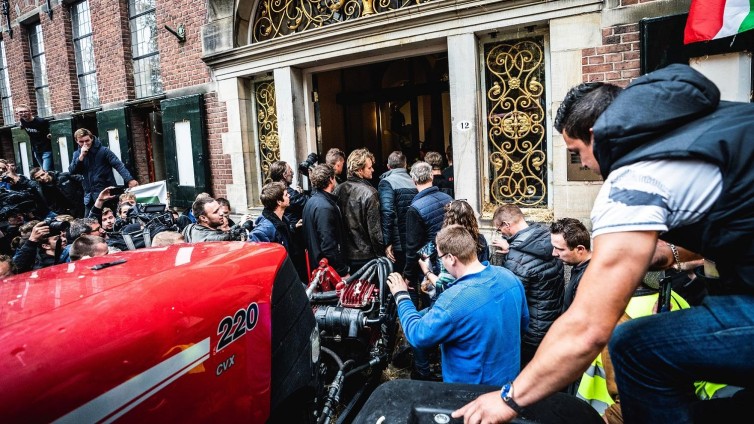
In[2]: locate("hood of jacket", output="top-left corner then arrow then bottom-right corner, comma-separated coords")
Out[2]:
507,224 -> 554,260
592,64 -> 720,179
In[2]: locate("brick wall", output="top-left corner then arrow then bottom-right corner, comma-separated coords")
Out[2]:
204,92 -> 230,199
7,22 -> 36,114
129,111 -> 151,183
91,0 -> 134,104
45,7 -> 78,113
582,23 -> 641,87
156,0 -> 212,91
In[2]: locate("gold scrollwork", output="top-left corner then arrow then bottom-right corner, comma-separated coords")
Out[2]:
255,81 -> 280,184
483,38 -> 547,209
252,0 -> 430,42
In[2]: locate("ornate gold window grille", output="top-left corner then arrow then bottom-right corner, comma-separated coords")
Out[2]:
252,0 -> 433,43
254,80 -> 280,184
482,37 -> 547,211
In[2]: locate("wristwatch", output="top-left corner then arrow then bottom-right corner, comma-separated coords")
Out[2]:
500,382 -> 525,415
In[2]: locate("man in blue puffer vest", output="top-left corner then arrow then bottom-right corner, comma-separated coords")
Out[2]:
378,151 -> 418,277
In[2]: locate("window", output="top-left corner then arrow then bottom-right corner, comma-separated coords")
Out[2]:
129,0 -> 163,98
71,1 -> 100,110
0,40 -> 13,125
28,23 -> 51,117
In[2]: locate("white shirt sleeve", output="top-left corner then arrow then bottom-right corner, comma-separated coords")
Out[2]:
591,159 -> 722,238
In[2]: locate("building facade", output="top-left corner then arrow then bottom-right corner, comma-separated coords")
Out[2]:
1,0 -> 750,221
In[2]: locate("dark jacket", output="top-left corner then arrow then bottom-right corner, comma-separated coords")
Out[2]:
563,259 -> 589,312
250,209 -> 291,251
501,224 -> 564,347
592,63 -> 754,290
12,239 -> 61,273
8,176 -> 49,219
302,189 -> 349,276
38,171 -> 85,217
404,186 -> 453,283
19,116 -> 51,153
283,186 -> 308,233
176,209 -> 196,231
333,176 -> 384,263
377,168 -> 417,252
69,138 -> 134,205
181,223 -> 233,243
432,174 -> 454,198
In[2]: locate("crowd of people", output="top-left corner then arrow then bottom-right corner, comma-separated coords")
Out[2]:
3,64 -> 753,423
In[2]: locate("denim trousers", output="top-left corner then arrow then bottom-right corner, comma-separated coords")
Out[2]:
610,294 -> 754,423
34,150 -> 53,171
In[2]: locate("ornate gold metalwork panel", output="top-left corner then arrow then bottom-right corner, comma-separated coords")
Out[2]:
252,0 -> 432,42
483,37 -> 547,210
254,81 -> 279,184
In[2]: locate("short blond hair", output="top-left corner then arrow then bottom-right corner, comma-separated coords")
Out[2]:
74,128 -> 93,140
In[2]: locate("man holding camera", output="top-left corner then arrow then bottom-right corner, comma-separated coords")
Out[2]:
0,159 -> 50,220
12,220 -> 68,273
69,128 -> 138,215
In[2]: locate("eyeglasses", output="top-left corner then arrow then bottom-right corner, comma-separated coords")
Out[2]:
438,252 -> 451,260
495,221 -> 510,235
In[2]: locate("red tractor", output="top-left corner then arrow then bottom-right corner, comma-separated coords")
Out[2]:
0,242 -> 397,423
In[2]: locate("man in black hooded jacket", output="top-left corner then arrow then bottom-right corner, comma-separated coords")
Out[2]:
492,203 -> 564,368
454,64 -> 754,424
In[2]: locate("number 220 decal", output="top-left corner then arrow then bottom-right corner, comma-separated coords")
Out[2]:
216,302 -> 259,352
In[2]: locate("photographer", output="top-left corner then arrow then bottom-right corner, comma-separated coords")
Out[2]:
12,220 -> 68,273
0,159 -> 50,220
31,167 -> 85,218
182,196 -> 247,243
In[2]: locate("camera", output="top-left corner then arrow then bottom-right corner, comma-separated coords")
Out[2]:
109,185 -> 127,197
298,153 -> 320,175
1,175 -> 13,184
43,217 -> 71,237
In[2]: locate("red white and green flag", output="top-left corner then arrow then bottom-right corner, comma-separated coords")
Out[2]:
684,0 -> 754,44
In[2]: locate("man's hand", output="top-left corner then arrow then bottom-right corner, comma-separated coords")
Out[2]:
385,244 -> 396,262
127,179 -> 139,188
296,218 -> 303,229
386,272 -> 408,295
94,187 -> 117,209
492,238 -> 510,255
79,144 -> 90,158
29,222 -> 50,243
452,390 -> 514,424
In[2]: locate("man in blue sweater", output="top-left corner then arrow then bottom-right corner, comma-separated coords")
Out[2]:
387,224 -> 529,385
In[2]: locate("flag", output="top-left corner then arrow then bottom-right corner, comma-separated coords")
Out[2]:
128,180 -> 168,204
684,0 -> 754,44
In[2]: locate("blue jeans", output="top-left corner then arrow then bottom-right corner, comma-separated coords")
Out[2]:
34,150 -> 53,171
610,294 -> 754,423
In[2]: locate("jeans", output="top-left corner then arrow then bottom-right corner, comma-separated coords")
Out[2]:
610,294 -> 754,424
34,150 -> 53,171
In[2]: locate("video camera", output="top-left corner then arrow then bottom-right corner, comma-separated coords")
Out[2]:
298,153 -> 320,175
109,203 -> 179,250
